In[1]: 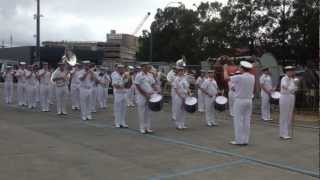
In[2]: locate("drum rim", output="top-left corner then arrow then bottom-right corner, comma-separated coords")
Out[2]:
185,97 -> 197,105
149,94 -> 163,103
215,96 -> 228,104
271,91 -> 281,99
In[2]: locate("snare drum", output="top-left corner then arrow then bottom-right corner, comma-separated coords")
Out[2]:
148,94 -> 163,111
184,97 -> 197,113
270,91 -> 281,105
215,96 -> 228,111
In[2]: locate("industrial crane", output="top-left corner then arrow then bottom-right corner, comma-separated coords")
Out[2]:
132,12 -> 151,36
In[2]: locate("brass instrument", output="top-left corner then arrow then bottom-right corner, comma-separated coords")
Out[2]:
51,47 -> 77,84
62,47 -> 77,66
123,71 -> 132,89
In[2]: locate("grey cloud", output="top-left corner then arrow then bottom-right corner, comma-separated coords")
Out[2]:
0,0 -> 226,46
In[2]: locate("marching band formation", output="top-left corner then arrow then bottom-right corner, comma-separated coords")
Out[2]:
1,58 -> 298,145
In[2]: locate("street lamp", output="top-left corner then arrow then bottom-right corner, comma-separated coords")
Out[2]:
149,1 -> 184,61
34,0 -> 44,64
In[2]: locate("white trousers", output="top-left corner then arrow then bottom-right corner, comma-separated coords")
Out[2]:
198,90 -> 205,112
26,84 -> 37,108
17,83 -> 27,106
71,84 -> 80,109
233,98 -> 252,144
137,100 -> 151,131
97,86 -> 108,108
113,93 -> 127,126
90,87 -> 97,112
80,88 -> 92,120
4,82 -> 13,104
40,84 -> 50,111
279,94 -> 295,137
55,86 -> 68,114
126,86 -> 135,106
174,96 -> 186,128
204,96 -> 216,125
35,83 -> 40,103
261,91 -> 271,120
228,92 -> 235,116
171,88 -> 176,120
49,85 -> 55,104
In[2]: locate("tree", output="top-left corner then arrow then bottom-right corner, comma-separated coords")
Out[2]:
137,0 -> 319,65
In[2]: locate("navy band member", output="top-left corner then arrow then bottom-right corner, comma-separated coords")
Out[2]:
201,70 -> 218,126
279,66 -> 298,140
135,62 -> 157,134
260,67 -> 273,121
111,64 -> 128,128
230,61 -> 255,146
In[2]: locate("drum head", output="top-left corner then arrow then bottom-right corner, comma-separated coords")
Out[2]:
215,96 -> 228,105
185,97 -> 197,105
149,94 -> 162,103
271,91 -> 281,99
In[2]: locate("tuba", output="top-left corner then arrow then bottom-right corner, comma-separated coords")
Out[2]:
62,47 -> 77,66
51,47 -> 77,84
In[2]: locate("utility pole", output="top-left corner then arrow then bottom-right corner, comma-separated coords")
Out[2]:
10,34 -> 13,47
36,0 -> 41,64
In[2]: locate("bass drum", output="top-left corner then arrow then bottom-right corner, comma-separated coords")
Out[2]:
184,97 -> 197,113
270,91 -> 281,105
215,96 -> 228,111
148,94 -> 163,112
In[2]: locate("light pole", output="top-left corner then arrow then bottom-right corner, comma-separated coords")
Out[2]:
149,1 -> 184,61
36,0 -> 40,64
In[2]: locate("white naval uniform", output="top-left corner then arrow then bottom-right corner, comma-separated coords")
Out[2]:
79,70 -> 95,120
111,71 -> 127,127
52,69 -> 68,114
201,78 -> 218,126
49,70 -> 55,105
70,69 -> 81,110
173,75 -> 189,129
38,69 -> 51,111
260,73 -> 273,121
25,70 -> 37,109
3,71 -> 14,104
135,71 -> 155,132
90,71 -> 98,113
125,73 -> 135,107
196,76 -> 205,112
35,75 -> 40,103
97,73 -> 110,109
16,68 -> 27,106
167,70 -> 176,120
231,72 -> 255,144
228,80 -> 235,117
279,75 -> 297,138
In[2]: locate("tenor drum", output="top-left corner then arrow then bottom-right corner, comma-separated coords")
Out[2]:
270,91 -> 281,105
184,97 -> 197,113
215,96 -> 228,111
148,94 -> 163,112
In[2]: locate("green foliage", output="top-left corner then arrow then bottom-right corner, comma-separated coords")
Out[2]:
137,0 -> 319,65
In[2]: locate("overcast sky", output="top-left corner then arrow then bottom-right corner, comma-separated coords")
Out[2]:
0,0 -> 227,46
